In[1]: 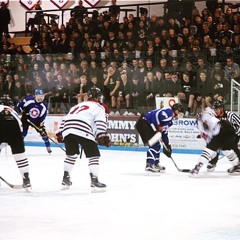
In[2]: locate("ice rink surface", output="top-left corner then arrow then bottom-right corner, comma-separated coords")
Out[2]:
1,146 -> 240,240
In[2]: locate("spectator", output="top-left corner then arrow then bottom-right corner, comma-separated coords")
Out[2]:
51,74 -> 68,113
116,70 -> 131,115
178,72 -> 196,117
77,75 -> 89,103
193,70 -> 213,114
108,0 -> 120,18
70,0 -> 87,23
26,3 -> 43,32
224,57 -> 240,82
0,2 -> 11,37
104,65 -> 120,114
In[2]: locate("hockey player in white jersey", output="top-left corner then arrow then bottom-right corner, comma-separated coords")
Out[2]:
0,96 -> 31,189
56,86 -> 111,192
190,107 -> 240,176
207,100 -> 240,171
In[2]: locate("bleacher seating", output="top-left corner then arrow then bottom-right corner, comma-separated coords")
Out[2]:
9,37 -> 32,53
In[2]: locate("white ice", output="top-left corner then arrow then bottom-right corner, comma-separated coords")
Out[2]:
1,146 -> 240,240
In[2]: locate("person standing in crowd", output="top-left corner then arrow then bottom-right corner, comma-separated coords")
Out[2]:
0,2 -> 11,37
17,89 -> 52,154
104,65 -> 120,115
0,96 -> 31,189
70,0 -> 87,23
207,100 -> 240,171
56,86 -> 110,192
135,103 -> 184,175
190,107 -> 240,176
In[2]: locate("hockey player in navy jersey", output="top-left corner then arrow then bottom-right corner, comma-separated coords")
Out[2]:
56,86 -> 111,192
0,96 -> 31,189
17,89 -> 52,153
135,103 -> 184,175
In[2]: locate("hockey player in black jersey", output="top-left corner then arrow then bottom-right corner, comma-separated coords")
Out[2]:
56,87 -> 111,192
0,96 -> 31,189
207,100 -> 240,172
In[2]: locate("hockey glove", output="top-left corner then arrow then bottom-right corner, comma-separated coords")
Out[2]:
56,132 -> 64,143
163,144 -> 172,158
97,133 -> 111,147
38,125 -> 47,137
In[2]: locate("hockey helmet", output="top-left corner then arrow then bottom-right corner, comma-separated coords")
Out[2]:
172,103 -> 184,113
88,86 -> 103,102
0,96 -> 14,108
35,89 -> 44,103
212,100 -> 224,109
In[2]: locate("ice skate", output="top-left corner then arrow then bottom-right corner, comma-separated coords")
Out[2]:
189,163 -> 203,176
155,163 -> 166,173
228,164 -> 240,175
207,163 -> 216,172
145,163 -> 161,176
22,172 -> 31,190
90,173 -> 106,193
46,147 -> 52,154
62,171 -> 72,190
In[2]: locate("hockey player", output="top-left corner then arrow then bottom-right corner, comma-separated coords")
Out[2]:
17,89 -> 52,154
207,100 -> 240,171
135,103 -> 184,175
56,86 -> 111,192
0,96 -> 31,188
190,107 -> 240,176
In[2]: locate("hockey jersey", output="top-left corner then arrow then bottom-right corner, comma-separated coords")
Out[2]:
0,105 -> 23,131
144,107 -> 173,145
197,108 -> 221,143
17,96 -> 48,124
59,101 -> 108,142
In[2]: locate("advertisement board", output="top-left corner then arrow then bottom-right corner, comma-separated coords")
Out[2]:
24,115 -> 205,152
155,97 -> 178,109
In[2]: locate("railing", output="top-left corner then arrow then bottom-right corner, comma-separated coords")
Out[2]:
25,1 -> 167,35
230,79 -> 240,114
24,0 -> 231,36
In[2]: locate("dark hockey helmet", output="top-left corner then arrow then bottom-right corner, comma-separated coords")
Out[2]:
213,100 -> 224,109
172,103 -> 184,113
88,86 -> 103,102
0,96 -> 14,108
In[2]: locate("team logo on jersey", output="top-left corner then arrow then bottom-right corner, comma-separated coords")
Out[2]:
50,0 -> 69,8
20,0 -> 40,10
29,108 -> 40,118
84,0 -> 100,7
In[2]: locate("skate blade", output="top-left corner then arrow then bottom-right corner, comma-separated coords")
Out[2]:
207,168 -> 215,172
24,186 -> 32,192
228,172 -> 240,176
91,187 -> 106,193
189,173 -> 199,178
145,171 -> 161,176
61,185 -> 70,190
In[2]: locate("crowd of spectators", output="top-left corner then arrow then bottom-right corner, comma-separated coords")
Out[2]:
0,0 -> 240,116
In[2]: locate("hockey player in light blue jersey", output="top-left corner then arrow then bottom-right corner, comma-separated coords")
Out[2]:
136,103 -> 184,175
17,89 -> 52,154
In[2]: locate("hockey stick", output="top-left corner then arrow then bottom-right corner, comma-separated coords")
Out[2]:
0,176 -> 23,189
26,119 -> 66,152
160,140 -> 190,173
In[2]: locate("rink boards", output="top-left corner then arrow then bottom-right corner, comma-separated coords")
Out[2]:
24,115 -> 205,154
